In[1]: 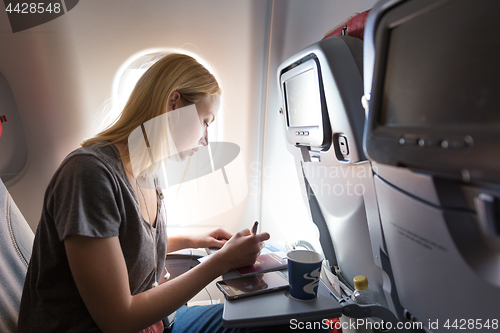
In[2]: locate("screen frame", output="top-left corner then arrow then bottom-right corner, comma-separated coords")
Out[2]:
280,55 -> 332,150
364,0 -> 500,183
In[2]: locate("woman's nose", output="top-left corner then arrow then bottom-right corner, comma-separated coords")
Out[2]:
198,129 -> 208,146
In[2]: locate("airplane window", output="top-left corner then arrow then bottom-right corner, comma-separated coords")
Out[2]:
110,49 -> 223,142
111,50 -> 246,229
0,71 -> 28,184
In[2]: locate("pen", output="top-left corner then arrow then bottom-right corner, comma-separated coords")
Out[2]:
251,221 -> 259,235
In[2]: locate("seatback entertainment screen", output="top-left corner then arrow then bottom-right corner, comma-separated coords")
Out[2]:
285,68 -> 322,128
280,56 -> 331,150
364,0 -> 500,183
380,1 -> 500,128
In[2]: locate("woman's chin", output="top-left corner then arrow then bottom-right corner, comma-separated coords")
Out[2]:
170,149 -> 194,162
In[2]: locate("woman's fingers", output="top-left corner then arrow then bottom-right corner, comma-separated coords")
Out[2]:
254,232 -> 270,243
210,228 -> 233,240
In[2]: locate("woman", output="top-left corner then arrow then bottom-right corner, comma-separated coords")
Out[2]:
18,53 -> 270,333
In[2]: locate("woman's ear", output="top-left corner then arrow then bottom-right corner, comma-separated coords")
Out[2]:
168,91 -> 181,111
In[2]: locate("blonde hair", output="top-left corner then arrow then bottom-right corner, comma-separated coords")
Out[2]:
82,53 -> 221,165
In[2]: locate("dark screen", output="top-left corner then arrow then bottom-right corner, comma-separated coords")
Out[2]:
222,272 -> 288,296
381,0 -> 500,127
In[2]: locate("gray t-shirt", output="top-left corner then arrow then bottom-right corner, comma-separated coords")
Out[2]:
18,143 -> 167,332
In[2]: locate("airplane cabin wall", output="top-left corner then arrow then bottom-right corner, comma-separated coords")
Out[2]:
0,0 -> 271,235
261,0 -> 377,249
1,0 -> 379,249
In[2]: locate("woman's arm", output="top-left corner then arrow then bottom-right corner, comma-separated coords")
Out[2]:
167,228 -> 233,253
65,228 -> 269,333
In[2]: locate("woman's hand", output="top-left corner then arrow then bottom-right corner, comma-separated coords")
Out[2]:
167,228 -> 232,252
191,228 -> 233,249
209,228 -> 270,274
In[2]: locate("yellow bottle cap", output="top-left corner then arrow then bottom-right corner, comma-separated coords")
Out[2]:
353,275 -> 369,291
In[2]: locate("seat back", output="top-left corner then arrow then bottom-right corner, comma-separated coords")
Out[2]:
363,0 -> 500,329
0,178 -> 34,332
277,36 -> 398,313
